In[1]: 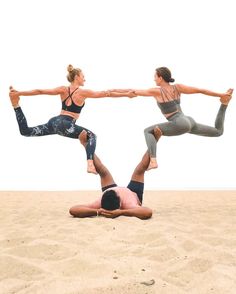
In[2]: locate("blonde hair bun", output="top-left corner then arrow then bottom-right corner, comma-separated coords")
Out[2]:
67,64 -> 74,72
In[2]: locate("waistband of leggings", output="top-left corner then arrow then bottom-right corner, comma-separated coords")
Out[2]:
166,111 -> 182,120
59,114 -> 76,122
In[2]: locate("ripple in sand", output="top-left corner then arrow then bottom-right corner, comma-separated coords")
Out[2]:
6,243 -> 77,261
181,240 -> 200,252
0,236 -> 32,249
49,257 -> 109,277
0,256 -> 44,281
148,246 -> 179,262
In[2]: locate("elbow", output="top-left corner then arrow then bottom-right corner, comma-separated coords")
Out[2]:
69,207 -> 76,217
140,208 -> 153,220
69,207 -> 79,217
69,206 -> 88,218
145,209 -> 153,219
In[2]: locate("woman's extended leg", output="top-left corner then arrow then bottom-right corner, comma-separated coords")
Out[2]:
13,107 -> 54,136
9,90 -> 55,137
10,90 -> 97,174
189,90 -> 233,136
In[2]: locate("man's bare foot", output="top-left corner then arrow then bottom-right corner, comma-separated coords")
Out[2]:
220,88 -> 233,105
9,86 -> 20,108
147,157 -> 158,171
87,160 -> 98,175
153,127 -> 163,141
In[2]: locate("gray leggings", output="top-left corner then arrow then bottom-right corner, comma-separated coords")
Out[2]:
144,104 -> 227,158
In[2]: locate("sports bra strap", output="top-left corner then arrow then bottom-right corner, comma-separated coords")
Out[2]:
160,88 -> 167,102
67,87 -> 78,98
173,85 -> 180,99
65,87 -> 79,103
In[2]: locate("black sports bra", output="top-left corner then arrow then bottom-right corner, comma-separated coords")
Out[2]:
61,87 -> 85,114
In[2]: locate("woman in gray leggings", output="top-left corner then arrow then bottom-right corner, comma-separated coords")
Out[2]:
129,67 -> 233,170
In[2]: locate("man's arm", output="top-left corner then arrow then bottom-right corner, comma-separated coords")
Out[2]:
69,205 -> 100,218
100,206 -> 152,220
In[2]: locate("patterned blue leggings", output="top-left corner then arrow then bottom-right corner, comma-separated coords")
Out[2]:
14,107 -> 96,160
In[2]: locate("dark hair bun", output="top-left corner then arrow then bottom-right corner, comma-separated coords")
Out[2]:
169,78 -> 175,83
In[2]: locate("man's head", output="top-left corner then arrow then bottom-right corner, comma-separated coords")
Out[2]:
101,190 -> 120,210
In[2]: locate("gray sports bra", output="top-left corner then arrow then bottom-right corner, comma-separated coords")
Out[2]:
157,85 -> 182,114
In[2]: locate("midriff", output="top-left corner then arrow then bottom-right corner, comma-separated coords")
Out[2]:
60,109 -> 80,120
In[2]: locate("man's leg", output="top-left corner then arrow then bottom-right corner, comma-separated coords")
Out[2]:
79,131 -> 116,187
130,151 -> 150,182
127,151 -> 150,204
93,154 -> 117,191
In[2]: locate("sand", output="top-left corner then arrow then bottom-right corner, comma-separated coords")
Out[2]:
0,190 -> 236,294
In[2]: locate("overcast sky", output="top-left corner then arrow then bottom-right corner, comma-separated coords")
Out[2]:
0,0 -> 235,190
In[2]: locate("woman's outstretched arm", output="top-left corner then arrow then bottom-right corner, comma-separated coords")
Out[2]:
79,88 -> 136,98
176,84 -> 232,99
108,88 -> 160,97
10,86 -> 66,96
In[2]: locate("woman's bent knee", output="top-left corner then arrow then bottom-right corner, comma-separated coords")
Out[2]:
78,130 -> 88,146
20,129 -> 31,136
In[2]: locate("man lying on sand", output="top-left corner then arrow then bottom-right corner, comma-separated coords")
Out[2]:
69,151 -> 152,220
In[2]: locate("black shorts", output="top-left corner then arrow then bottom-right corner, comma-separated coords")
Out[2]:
102,181 -> 144,204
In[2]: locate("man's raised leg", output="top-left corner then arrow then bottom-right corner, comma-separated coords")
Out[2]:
127,151 -> 150,204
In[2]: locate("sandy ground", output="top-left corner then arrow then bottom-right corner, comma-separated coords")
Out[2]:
0,190 -> 236,294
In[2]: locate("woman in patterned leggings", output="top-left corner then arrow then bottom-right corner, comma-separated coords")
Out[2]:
9,64 -> 133,174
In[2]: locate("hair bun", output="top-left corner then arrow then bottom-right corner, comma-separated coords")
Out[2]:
67,64 -> 74,72
169,78 -> 175,83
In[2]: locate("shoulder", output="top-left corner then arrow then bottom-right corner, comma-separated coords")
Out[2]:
87,197 -> 102,209
56,86 -> 68,95
76,88 -> 91,97
149,87 -> 161,95
173,83 -> 181,90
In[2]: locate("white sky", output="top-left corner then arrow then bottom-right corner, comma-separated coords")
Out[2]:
0,0 -> 235,190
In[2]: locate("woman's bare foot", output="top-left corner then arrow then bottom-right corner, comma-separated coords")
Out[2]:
220,88 -> 233,105
147,157 -> 158,170
9,86 -> 20,108
87,160 -> 98,175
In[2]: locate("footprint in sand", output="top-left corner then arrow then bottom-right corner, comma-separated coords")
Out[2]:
148,246 -> 179,263
163,258 -> 213,288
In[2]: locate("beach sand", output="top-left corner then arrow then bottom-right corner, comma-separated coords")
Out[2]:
0,190 -> 236,294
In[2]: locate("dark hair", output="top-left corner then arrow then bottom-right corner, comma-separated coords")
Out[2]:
156,67 -> 175,83
101,190 -> 120,210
